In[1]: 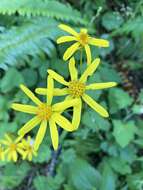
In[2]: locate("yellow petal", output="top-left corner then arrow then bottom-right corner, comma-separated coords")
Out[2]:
18,116 -> 41,136
69,57 -> 78,80
84,44 -> 91,65
28,153 -> 33,161
35,88 -> 47,95
7,152 -> 12,161
63,42 -> 80,61
52,98 -> 79,112
58,24 -> 78,37
72,98 -> 82,130
35,87 -> 68,96
48,69 -> 69,86
47,75 -> 53,105
57,36 -> 76,44
20,84 -> 42,105
82,93 -> 109,117
54,88 -> 69,96
89,37 -> 109,47
17,148 -> 25,155
4,134 -> 12,143
34,120 -> 47,151
79,58 -> 100,83
22,151 -> 28,160
1,140 -> 10,146
86,82 -> 117,90
12,151 -> 18,162
11,103 -> 37,114
49,119 -> 59,150
53,114 -> 74,131
0,153 -> 5,161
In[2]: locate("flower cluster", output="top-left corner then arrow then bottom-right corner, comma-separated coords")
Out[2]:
1,24 -> 117,162
0,134 -> 37,162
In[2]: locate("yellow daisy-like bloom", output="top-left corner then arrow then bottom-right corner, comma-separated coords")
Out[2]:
18,136 -> 37,161
11,76 -> 79,151
1,134 -> 23,162
0,144 -> 5,161
57,24 -> 109,64
36,57 -> 117,130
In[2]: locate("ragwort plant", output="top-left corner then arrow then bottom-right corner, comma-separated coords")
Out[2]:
0,24 -> 117,162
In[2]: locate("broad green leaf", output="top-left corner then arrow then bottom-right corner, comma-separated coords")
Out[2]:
100,162 -> 116,190
113,120 -> 137,148
69,158 -> 101,190
109,157 -> 131,175
22,68 -> 38,87
102,12 -> 124,31
82,109 -> 110,131
34,173 -> 64,190
0,68 -> 24,92
0,162 -> 30,189
33,143 -> 51,163
108,88 -> 133,113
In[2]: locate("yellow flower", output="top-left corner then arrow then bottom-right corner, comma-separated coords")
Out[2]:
36,57 -> 117,130
1,134 -> 23,162
18,136 -> 37,161
11,76 -> 79,151
0,144 -> 5,161
57,24 -> 109,64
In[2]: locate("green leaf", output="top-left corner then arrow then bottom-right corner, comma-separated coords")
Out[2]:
82,109 -> 110,131
0,162 -> 30,189
33,143 -> 51,163
102,12 -> 124,31
34,174 -> 64,190
108,88 -> 133,113
69,158 -> 101,190
113,120 -> 137,148
127,172 -> 143,190
22,68 -> 38,87
100,162 -> 116,190
0,68 -> 24,92
109,157 -> 131,175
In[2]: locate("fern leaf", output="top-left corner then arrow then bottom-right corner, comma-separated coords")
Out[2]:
112,17 -> 143,39
0,18 -> 60,69
0,0 -> 86,24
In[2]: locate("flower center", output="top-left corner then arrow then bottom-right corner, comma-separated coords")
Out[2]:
37,103 -> 52,120
69,80 -> 85,98
10,143 -> 17,151
79,29 -> 88,45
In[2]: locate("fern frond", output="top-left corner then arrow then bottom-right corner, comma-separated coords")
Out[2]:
112,17 -> 143,39
0,0 -> 85,24
0,18 -> 59,69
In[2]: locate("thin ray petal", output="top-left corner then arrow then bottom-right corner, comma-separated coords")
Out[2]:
89,37 -> 109,47
11,104 -> 37,114
79,58 -> 100,83
58,24 -> 78,37
48,69 -> 69,86
34,120 -> 47,151
57,36 -> 76,44
18,116 -> 41,136
69,57 -> 78,80
85,44 -> 91,65
86,82 -> 117,90
49,119 -> 59,150
82,93 -> 109,117
63,42 -> 80,61
20,84 -> 42,105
